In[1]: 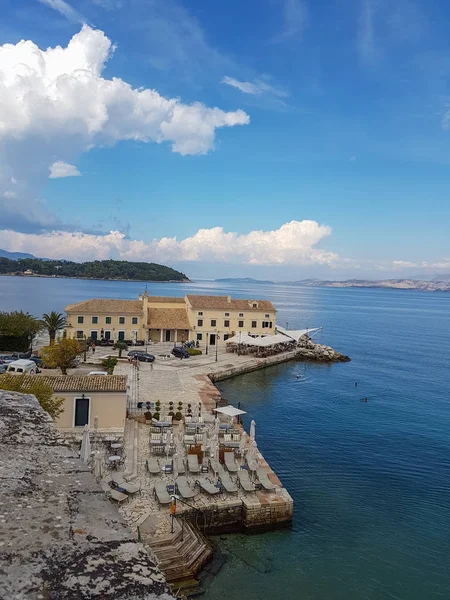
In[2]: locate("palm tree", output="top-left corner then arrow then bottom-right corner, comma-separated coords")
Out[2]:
42,311 -> 66,346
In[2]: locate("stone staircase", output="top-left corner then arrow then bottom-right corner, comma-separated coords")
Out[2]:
144,516 -> 213,590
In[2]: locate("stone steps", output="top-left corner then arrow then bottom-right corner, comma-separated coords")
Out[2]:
146,517 -> 212,584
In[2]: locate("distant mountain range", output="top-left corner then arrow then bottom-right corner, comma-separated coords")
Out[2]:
0,248 -> 37,260
215,277 -> 450,291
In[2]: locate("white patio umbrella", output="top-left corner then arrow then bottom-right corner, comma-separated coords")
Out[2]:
249,440 -> 259,471
173,453 -> 178,481
80,424 -> 91,464
93,450 -> 103,481
249,420 -> 256,442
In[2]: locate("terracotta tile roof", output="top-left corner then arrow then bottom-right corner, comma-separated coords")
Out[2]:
186,295 -> 276,312
147,296 -> 185,303
148,308 -> 191,330
14,375 -> 128,393
65,299 -> 142,314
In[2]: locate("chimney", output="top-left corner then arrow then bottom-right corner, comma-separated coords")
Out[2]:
227,295 -> 231,303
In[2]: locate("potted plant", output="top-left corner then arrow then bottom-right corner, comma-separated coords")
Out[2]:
144,411 -> 152,423
153,412 -> 160,421
174,411 -> 183,422
146,401 -> 151,411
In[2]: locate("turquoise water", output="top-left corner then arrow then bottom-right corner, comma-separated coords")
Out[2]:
1,276 -> 450,599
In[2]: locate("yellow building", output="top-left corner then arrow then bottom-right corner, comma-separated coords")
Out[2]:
17,375 -> 128,430
65,292 -> 276,347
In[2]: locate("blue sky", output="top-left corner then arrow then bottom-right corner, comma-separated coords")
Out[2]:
0,0 -> 449,279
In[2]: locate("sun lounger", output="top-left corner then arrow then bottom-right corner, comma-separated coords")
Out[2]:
187,454 -> 200,473
101,480 -> 128,503
209,459 -> 221,476
218,470 -> 238,494
224,452 -> 238,473
256,468 -> 276,491
146,457 -> 160,474
154,481 -> 172,505
176,476 -> 195,499
111,472 -> 125,485
238,470 -> 256,493
120,481 -> 141,495
175,455 -> 185,474
196,477 -> 221,496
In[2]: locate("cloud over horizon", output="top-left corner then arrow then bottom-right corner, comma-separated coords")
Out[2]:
0,25 -> 249,233
0,220 -> 337,266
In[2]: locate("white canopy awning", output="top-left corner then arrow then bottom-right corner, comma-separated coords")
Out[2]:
225,333 -> 294,347
276,326 -> 322,340
225,333 -> 255,345
214,405 -> 247,417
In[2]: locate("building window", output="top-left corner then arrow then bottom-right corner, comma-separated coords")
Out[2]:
211,319 -> 217,327
251,320 -> 257,328
132,317 -> 138,325
119,317 -> 125,325
238,320 -> 244,328
77,316 -> 84,324
76,330 -> 84,339
197,333 -> 203,341
224,320 -> 230,328
262,321 -> 273,328
224,333 -> 229,341
224,312 -> 230,317
265,314 -> 270,318
92,316 -> 98,324
252,302 -> 258,309
198,311 -> 203,316
197,319 -> 203,327
105,316 -> 111,324
239,313 -> 244,317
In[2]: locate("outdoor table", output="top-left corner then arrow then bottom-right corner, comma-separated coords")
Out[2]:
201,465 -> 209,473
162,463 -> 173,473
108,455 -> 121,469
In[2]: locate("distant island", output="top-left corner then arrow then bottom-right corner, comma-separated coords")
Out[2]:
0,257 -> 190,282
216,277 -> 450,292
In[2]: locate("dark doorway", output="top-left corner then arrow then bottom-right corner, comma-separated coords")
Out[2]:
91,331 -> 98,341
104,331 -> 111,340
118,331 -> 125,341
74,398 -> 89,427
165,329 -> 171,342
210,334 -> 216,346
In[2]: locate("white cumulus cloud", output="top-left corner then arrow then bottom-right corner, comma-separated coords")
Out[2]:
0,220 -> 337,266
49,161 -> 81,179
222,76 -> 288,98
0,25 -> 249,232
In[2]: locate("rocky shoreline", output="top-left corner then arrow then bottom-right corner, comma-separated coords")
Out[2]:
296,335 -> 350,363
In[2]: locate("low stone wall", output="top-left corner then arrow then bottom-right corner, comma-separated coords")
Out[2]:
178,501 -> 244,535
243,499 -> 293,532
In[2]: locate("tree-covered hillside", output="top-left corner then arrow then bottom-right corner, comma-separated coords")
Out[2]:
0,258 -> 189,282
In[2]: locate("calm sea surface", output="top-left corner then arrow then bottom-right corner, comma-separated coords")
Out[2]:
1,276 -> 450,600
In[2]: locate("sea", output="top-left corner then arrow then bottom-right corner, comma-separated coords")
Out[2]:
1,275 -> 450,600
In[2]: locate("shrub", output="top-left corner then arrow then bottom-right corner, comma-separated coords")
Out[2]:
187,347 -> 202,356
153,412 -> 160,421
144,411 -> 152,421
101,357 -> 118,374
40,338 -> 82,375
174,411 -> 183,421
0,374 -> 64,420
114,341 -> 128,358
168,411 -> 175,418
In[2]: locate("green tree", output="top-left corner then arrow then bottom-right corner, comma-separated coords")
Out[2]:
0,311 -> 42,351
113,341 -> 128,357
42,311 -> 66,346
0,374 -> 65,420
101,357 -> 118,374
41,338 -> 82,375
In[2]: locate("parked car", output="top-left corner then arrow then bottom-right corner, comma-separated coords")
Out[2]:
0,363 -> 7,374
172,346 -> 190,359
7,359 -> 40,374
130,352 -> 155,363
127,349 -> 145,357
29,356 -> 43,367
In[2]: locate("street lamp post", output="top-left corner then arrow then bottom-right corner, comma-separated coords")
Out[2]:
215,332 -> 220,362
206,335 -> 208,355
83,334 -> 87,362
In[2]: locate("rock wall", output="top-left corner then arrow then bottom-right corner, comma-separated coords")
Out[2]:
0,390 -> 175,600
296,334 -> 350,363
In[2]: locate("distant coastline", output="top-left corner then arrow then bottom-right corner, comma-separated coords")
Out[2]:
215,277 -> 450,292
0,273 -> 190,283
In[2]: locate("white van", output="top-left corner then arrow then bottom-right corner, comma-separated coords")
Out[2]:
7,359 -> 38,375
